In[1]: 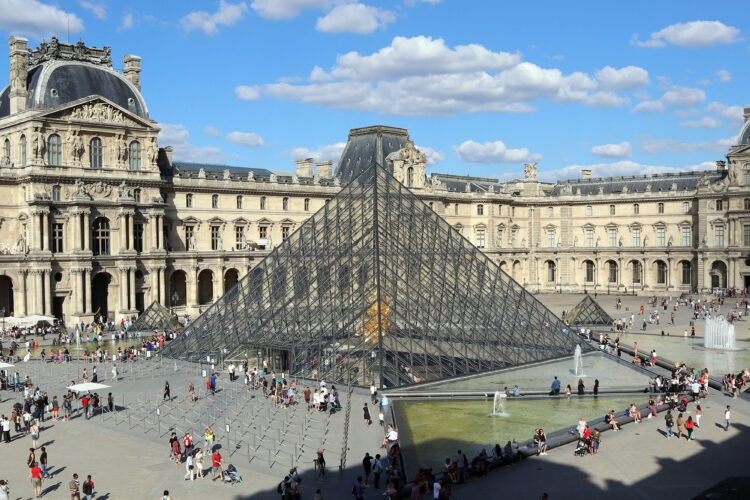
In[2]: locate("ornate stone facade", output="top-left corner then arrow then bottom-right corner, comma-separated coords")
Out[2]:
1,37 -> 750,326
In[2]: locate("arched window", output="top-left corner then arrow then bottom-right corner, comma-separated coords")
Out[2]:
92,217 -> 110,256
3,138 -> 9,162
89,137 -> 103,169
681,261 -> 692,285
406,167 -> 414,187
186,193 -> 193,208
283,197 -> 289,211
304,198 -> 310,211
632,261 -> 642,283
211,194 -> 218,209
585,261 -> 594,282
683,201 -> 690,213
260,196 -> 267,210
128,140 -> 141,170
20,134 -> 26,166
477,204 -> 484,216
52,185 -> 61,201
547,261 -> 556,282
47,134 -> 61,166
608,261 -> 617,283
656,261 -> 667,284
586,205 -> 592,216
658,202 -> 664,214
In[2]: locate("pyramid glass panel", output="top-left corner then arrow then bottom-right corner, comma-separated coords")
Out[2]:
129,301 -> 182,332
564,294 -> 614,326
161,164 -> 592,388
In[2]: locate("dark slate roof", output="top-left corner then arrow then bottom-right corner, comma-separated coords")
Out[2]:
334,126 -> 410,183
169,161 -> 338,186
550,170 -> 726,196
1,61 -> 147,119
173,162 -> 273,176
432,173 -> 505,193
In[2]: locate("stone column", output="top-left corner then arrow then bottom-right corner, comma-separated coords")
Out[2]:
119,268 -> 128,313
34,271 -> 43,315
188,266 -> 199,307
150,214 -> 157,251
159,268 -> 166,306
73,270 -> 83,313
212,268 -> 222,303
83,213 -> 91,251
44,270 -> 52,315
42,213 -> 49,251
128,214 -> 135,251
84,269 -> 92,314
129,267 -> 136,311
16,271 -> 26,317
72,211 -> 81,251
30,211 -> 39,250
158,215 -> 164,250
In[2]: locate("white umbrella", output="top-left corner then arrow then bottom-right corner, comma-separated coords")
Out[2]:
0,362 -> 14,369
66,383 -> 111,393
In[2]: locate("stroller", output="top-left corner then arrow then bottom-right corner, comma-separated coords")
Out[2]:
573,438 -> 590,457
223,464 -> 243,485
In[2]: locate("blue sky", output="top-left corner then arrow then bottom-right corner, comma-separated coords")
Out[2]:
0,0 -> 747,181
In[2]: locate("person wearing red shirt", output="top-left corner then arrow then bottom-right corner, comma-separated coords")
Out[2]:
211,451 -> 223,481
81,395 -> 90,420
29,461 -> 43,497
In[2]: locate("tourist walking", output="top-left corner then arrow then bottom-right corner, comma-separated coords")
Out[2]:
39,446 -> 51,478
685,416 -> 695,440
695,405 -> 702,427
184,452 -> 195,481
665,410 -> 674,438
195,449 -> 205,479
725,405 -> 731,431
0,479 -> 9,500
204,427 -> 215,453
211,449 -> 223,481
163,381 -> 170,401
676,413 -> 685,439
69,473 -> 80,499
28,461 -> 42,498
30,420 -> 39,449
362,452 -> 372,485
82,475 -> 95,500
362,403 -> 371,426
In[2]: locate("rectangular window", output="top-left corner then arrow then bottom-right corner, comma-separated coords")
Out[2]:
133,223 -> 143,252
185,225 -> 194,250
211,226 -> 220,250
715,225 -> 724,246
657,227 -> 665,247
586,228 -> 594,247
609,229 -> 616,247
477,205 -> 484,216
236,196 -> 243,209
716,200 -> 723,211
744,225 -> 750,246
547,207 -> 553,217
259,226 -> 268,239
633,204 -> 639,215
52,186 -> 61,201
683,202 -> 690,213
186,194 -> 193,208
282,226 -> 290,240
547,229 -> 555,248
497,230 -> 503,248
260,197 -> 267,210
609,205 -> 615,215
510,229 -> 516,248
235,226 -> 244,250
304,198 -> 310,211
476,228 -> 485,248
133,189 -> 141,203
608,264 -> 617,283
454,204 -> 459,215
633,228 -> 641,247
658,203 -> 664,214
682,263 -> 692,285
682,227 -> 691,247
745,171 -> 750,186
52,223 -> 63,253
586,206 -> 592,216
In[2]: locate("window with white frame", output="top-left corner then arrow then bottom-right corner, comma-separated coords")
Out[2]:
586,228 -> 594,247
683,202 -> 690,213
586,205 -> 592,216
657,227 -> 665,247
476,228 -> 485,248
715,225 -> 724,246
235,226 -> 244,250
633,203 -> 639,215
609,228 -> 616,247
497,229 -> 503,248
633,228 -> 641,247
682,227 -> 691,246
547,207 -> 553,217
547,229 -> 555,248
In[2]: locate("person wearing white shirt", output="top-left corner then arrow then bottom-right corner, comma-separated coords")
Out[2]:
725,405 -> 731,431
433,479 -> 441,499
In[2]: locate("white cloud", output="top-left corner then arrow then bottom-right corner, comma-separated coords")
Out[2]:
203,126 -> 221,137
235,85 -> 260,100
79,0 -> 106,19
641,136 -> 734,154
316,3 -> 395,34
0,0 -> 84,36
289,142 -> 346,163
632,86 -> 705,113
182,0 -> 248,35
415,145 -> 445,165
251,0 -> 333,20
453,140 -> 540,164
679,116 -> 720,129
118,13 -> 134,31
595,66 -> 650,91
717,69 -> 731,83
226,131 -> 265,147
540,160 -> 716,182
158,124 -> 225,163
632,20 -> 741,48
254,36 -> 634,116
706,101 -> 744,128
591,141 -> 631,159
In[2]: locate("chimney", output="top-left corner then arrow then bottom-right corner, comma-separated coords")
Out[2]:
295,158 -> 313,177
162,146 -> 173,167
744,106 -> 750,123
8,36 -> 29,115
716,160 -> 726,171
581,169 -> 592,180
316,161 -> 333,179
122,54 -> 142,91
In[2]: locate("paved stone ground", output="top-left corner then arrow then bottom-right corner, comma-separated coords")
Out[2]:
0,292 -> 748,499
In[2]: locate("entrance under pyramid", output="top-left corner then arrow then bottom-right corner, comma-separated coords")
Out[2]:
161,133 -> 592,388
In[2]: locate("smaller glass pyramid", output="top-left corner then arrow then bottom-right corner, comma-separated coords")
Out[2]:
129,301 -> 181,332
564,295 -> 614,327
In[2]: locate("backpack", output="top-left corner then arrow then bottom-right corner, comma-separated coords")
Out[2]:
82,481 -> 93,495
277,482 -> 283,494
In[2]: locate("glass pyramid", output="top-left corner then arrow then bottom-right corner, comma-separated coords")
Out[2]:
161,163 -> 592,388
130,301 -> 182,332
564,294 -> 614,327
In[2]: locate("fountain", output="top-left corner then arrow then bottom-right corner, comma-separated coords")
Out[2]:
704,317 -> 736,350
573,345 -> 585,377
492,391 -> 508,416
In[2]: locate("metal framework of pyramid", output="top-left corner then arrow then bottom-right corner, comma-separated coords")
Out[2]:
130,301 -> 181,332
161,163 -> 592,388
564,294 -> 614,327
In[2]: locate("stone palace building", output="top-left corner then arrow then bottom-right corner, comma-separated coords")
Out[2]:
1,37 -> 750,325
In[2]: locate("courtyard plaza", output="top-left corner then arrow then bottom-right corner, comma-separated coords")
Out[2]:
0,292 -> 747,499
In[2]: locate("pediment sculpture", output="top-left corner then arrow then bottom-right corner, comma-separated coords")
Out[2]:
67,101 -> 136,125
